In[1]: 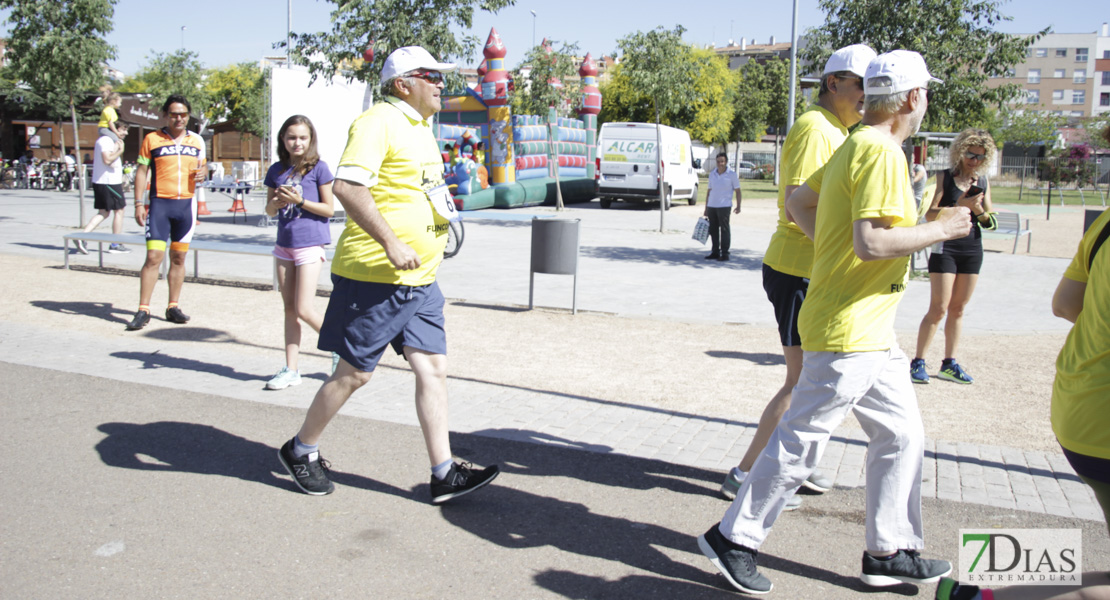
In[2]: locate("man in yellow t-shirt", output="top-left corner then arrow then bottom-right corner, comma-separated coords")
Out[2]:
721,44 -> 875,505
700,51 -> 972,595
277,46 -> 498,505
1051,207 -> 1110,525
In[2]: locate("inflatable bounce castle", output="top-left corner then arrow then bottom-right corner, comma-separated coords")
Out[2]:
436,28 -> 602,210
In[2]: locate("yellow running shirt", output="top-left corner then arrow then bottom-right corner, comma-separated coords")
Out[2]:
1052,208 -> 1110,460
763,105 -> 849,278
798,126 -> 916,353
331,97 -> 449,286
98,106 -> 118,129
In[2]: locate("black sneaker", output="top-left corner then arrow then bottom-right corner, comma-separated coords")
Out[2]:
705,253 -> 720,260
718,253 -> 729,261
126,310 -> 151,331
165,306 -> 190,324
861,549 -> 951,587
430,461 -> 499,504
697,523 -> 773,594
277,438 -> 334,496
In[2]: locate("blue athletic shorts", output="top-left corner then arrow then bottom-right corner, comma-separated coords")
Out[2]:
318,276 -> 447,372
145,196 -> 196,252
762,263 -> 808,347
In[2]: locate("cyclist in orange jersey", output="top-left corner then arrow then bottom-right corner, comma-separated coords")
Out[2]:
127,95 -> 206,331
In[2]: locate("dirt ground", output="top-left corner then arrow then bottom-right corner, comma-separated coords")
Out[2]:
5,198 -> 1095,455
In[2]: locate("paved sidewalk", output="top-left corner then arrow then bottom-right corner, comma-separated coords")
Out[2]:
0,188 -> 1102,523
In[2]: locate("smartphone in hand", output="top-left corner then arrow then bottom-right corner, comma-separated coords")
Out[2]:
966,184 -> 984,197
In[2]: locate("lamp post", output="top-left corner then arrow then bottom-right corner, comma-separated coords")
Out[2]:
530,10 -> 537,48
180,26 -> 186,50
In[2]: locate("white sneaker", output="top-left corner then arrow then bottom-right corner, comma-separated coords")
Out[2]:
265,366 -> 301,390
73,239 -> 88,255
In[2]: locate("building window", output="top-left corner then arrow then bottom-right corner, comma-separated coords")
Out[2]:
1054,69 -> 1066,78
1074,70 -> 1087,83
1028,69 -> 1041,83
1035,48 -> 1047,57
1071,111 -> 1084,117
1103,71 -> 1110,85
1026,89 -> 1040,104
1056,48 -> 1067,57
1076,48 -> 1088,61
1101,92 -> 1110,107
1053,89 -> 1065,102
1073,90 -> 1085,105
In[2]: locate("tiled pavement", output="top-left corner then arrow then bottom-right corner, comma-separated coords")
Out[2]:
0,188 -> 1103,524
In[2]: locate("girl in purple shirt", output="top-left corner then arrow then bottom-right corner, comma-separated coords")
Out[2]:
263,115 -> 335,390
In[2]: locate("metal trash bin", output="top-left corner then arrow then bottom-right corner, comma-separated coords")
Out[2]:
529,217 -> 580,314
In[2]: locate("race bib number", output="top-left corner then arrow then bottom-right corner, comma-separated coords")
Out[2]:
426,184 -> 459,222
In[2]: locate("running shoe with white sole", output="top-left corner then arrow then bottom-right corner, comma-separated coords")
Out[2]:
265,367 -> 302,390
860,549 -> 951,587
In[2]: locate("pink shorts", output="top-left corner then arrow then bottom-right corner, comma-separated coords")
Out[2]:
272,244 -> 326,266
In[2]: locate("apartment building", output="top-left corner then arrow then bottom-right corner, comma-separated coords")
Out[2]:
989,24 -> 1110,119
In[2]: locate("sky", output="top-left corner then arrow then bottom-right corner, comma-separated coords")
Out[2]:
2,0 -> 1108,77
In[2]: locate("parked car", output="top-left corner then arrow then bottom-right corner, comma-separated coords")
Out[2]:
735,161 -> 759,179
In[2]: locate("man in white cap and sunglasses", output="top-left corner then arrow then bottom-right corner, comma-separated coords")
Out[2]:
720,43 -> 876,509
277,46 -> 499,504
699,50 -> 970,595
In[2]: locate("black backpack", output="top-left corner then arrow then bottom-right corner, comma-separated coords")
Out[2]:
1090,216 -> 1110,271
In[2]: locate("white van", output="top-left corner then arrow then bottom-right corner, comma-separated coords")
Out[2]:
596,122 -> 701,209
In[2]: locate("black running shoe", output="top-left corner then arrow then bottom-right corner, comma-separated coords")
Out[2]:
165,306 -> 190,324
126,310 -> 151,331
861,549 -> 952,587
277,438 -> 334,496
697,523 -> 773,594
430,462 -> 499,504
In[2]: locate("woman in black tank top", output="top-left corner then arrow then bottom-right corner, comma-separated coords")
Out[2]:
910,128 -> 996,385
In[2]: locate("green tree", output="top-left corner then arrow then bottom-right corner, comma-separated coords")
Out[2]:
205,62 -> 271,139
117,50 -> 212,129
994,108 -> 1061,200
730,60 -> 771,143
599,46 -> 737,144
287,0 -> 515,86
509,40 -> 582,118
801,0 -> 1046,132
614,25 -> 697,229
1,0 -> 117,223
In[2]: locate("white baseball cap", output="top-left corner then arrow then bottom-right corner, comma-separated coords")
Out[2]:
864,50 -> 942,95
823,44 -> 877,77
380,46 -> 457,85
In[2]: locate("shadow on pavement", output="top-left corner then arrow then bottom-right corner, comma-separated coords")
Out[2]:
438,433 -> 879,596
94,420 -> 411,499
110,349 -> 267,382
534,569 -> 735,598
31,299 -> 132,325
705,350 -> 786,366
581,245 -> 764,270
468,428 -> 721,494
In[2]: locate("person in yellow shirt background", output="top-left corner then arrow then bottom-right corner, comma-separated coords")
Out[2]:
698,50 -> 971,595
720,43 -> 875,507
98,92 -> 124,143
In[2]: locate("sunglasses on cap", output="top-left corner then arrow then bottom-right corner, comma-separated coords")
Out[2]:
965,151 -> 987,161
410,70 -> 445,84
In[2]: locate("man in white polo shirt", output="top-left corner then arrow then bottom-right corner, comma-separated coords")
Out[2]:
74,123 -> 132,255
703,152 -> 742,261
276,46 -> 498,505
